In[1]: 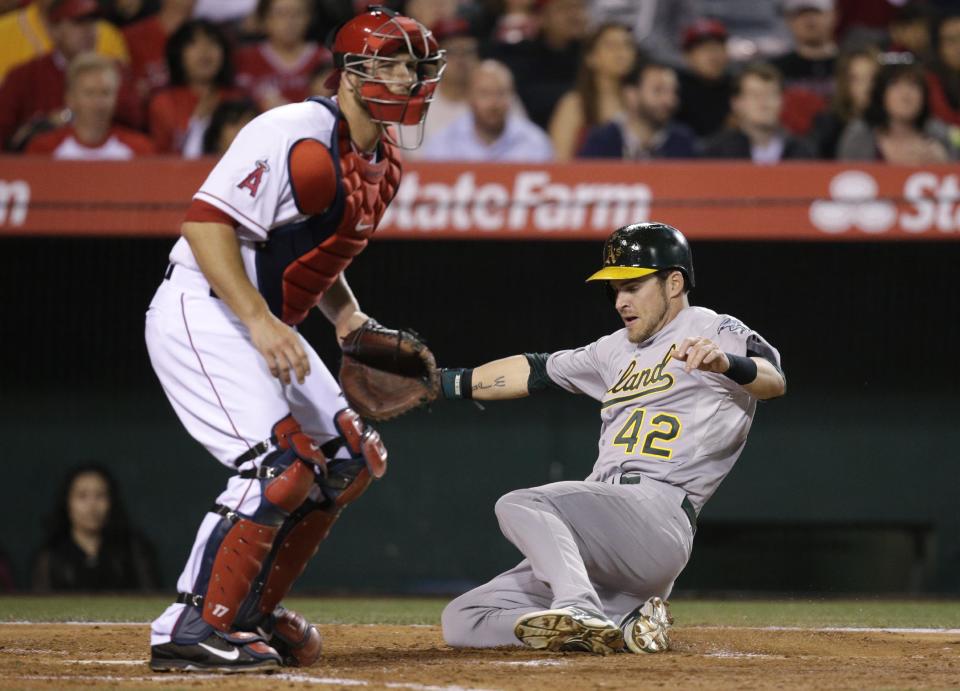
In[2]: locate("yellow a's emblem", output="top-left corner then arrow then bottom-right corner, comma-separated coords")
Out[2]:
605,240 -> 623,266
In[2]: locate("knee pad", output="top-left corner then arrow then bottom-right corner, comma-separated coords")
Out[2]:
181,418 -> 327,636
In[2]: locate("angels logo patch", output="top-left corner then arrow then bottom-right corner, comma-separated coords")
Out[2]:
237,160 -> 270,197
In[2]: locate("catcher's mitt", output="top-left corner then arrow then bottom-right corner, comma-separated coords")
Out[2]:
339,320 -> 440,421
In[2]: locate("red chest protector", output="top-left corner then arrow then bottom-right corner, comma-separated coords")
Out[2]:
256,106 -> 402,326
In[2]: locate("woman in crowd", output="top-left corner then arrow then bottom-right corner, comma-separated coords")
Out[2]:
548,22 -> 637,161
32,464 -> 159,592
809,47 -> 879,159
147,19 -> 240,156
926,12 -> 960,126
838,60 -> 954,163
234,0 -> 332,111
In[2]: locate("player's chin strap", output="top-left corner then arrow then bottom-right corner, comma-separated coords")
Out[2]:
172,409 -> 386,663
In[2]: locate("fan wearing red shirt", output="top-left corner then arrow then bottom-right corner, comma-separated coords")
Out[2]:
148,19 -> 242,156
235,0 -> 333,111
27,53 -> 155,159
122,0 -> 196,105
927,13 -> 960,127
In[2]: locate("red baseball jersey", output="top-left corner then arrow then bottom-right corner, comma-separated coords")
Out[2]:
27,125 -> 155,159
234,42 -> 331,108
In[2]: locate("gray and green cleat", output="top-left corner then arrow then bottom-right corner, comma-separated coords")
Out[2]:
514,606 -> 624,655
620,597 -> 673,654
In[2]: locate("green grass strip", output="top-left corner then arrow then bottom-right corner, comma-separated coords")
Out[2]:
1,596 -> 958,629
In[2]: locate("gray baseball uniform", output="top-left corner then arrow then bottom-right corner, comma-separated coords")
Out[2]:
442,306 -> 780,647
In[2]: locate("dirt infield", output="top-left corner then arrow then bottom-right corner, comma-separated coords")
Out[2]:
1,623 -> 958,690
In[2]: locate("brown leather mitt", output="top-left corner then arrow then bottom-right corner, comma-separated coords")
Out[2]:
339,320 -> 440,421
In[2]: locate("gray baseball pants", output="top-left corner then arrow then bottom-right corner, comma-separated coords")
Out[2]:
442,476 -> 695,647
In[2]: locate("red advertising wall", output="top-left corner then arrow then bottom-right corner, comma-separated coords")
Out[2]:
1,158 -> 958,239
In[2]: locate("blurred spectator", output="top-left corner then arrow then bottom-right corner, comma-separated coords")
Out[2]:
484,0 -> 588,130
926,13 -> 960,127
838,59 -> 953,163
420,59 -> 553,161
486,0 -> 539,45
808,47 -> 879,158
585,0 -> 696,67
704,62 -> 815,162
148,19 -> 239,156
235,0 -> 331,111
772,0 -> 838,99
676,18 -> 733,139
887,3 -> 933,63
27,52 -> 155,158
579,60 -> 696,159
32,463 -> 160,592
122,0 -> 195,108
202,97 -> 258,155
548,21 -> 636,161
699,0 -> 791,60
402,0 -> 459,28
0,0 -> 141,149
0,0 -> 129,82
772,0 -> 842,135
401,18 -> 480,157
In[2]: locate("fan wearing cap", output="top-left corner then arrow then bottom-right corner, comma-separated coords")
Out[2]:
676,19 -> 733,139
143,5 -> 445,673
773,0 -> 838,95
437,222 -> 785,655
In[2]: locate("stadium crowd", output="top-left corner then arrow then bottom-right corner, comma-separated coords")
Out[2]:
0,0 -> 959,164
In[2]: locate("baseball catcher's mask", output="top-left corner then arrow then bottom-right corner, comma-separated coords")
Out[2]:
586,222 -> 695,290
328,6 -> 446,148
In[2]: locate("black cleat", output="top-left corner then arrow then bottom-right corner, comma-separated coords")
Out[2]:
150,630 -> 282,673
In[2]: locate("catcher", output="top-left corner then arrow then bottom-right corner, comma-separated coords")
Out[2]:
439,223 -> 785,655
144,7 -> 442,672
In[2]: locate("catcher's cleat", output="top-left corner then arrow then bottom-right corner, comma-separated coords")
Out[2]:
514,606 -> 624,655
150,630 -> 281,673
619,597 -> 673,654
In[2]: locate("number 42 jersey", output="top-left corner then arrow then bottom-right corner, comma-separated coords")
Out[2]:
546,306 -> 782,512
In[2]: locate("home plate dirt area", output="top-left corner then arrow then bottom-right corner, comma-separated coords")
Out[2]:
1,623 -> 958,690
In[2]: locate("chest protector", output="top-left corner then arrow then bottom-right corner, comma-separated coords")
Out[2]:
256,98 -> 402,326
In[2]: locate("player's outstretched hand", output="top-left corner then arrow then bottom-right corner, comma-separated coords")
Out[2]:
248,312 -> 311,385
671,337 -> 730,374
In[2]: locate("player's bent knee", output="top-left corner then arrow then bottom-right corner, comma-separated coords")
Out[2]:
493,489 -> 539,521
440,597 -> 475,648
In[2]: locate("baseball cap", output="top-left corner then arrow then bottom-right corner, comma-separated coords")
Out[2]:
782,0 -> 834,14
682,19 -> 728,51
48,0 -> 100,22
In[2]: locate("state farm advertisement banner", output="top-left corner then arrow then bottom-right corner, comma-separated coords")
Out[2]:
1,158 -> 959,240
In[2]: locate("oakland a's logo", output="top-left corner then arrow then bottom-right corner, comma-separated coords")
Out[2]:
604,239 -> 624,266
602,346 -> 676,408
237,160 -> 270,197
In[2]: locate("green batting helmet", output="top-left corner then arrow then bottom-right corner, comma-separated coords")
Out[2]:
586,222 -> 695,289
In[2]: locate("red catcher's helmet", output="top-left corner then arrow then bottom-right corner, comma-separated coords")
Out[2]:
329,6 -> 445,146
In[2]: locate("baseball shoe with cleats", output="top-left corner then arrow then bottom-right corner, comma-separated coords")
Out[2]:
150,630 -> 282,672
620,596 -> 673,654
514,606 -> 624,655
